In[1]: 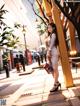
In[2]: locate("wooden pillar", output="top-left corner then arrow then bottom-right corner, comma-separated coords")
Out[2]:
42,0 -> 52,17
68,21 -> 77,55
51,1 -> 73,87
42,0 -> 53,23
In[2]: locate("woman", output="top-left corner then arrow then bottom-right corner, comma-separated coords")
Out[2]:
45,23 -> 61,92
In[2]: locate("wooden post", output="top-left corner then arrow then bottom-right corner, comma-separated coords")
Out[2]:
51,1 -> 73,87
68,21 -> 77,55
42,0 -> 52,16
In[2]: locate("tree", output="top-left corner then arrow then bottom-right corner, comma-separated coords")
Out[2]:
0,26 -> 19,47
0,5 -> 19,48
27,0 -> 48,38
0,4 -> 7,27
28,0 -> 49,25
54,0 -> 80,41
37,20 -> 47,36
28,0 -> 80,42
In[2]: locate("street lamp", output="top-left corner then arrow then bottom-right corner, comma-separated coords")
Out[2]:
22,25 -> 27,50
22,25 -> 28,65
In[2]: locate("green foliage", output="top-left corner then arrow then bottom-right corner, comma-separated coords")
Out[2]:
2,52 -> 8,61
37,20 -> 47,36
0,4 -> 8,27
0,5 -> 19,48
2,52 -> 8,66
14,23 -> 21,29
0,25 -> 19,48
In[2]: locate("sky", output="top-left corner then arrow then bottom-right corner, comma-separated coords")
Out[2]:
21,0 -> 40,50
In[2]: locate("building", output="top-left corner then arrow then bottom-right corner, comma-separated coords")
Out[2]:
0,0 -> 40,50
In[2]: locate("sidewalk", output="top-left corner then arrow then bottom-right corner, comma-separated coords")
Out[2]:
0,62 -> 37,81
13,67 -> 80,106
0,64 -> 80,106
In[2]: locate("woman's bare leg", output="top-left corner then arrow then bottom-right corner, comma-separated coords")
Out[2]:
51,64 -> 59,84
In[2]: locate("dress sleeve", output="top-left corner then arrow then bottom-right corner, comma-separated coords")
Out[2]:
49,33 -> 56,51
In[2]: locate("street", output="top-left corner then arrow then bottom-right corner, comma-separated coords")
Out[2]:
0,63 -> 80,106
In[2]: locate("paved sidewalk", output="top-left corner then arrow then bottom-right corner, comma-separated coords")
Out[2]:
0,64 -> 80,106
13,67 -> 80,106
0,62 -> 38,81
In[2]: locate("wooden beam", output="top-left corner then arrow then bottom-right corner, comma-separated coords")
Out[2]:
51,0 -> 73,87
68,21 -> 77,55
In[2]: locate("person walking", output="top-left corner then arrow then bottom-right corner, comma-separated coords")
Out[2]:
45,23 -> 60,92
40,51 -> 44,63
19,54 -> 26,72
3,53 -> 10,78
36,52 -> 41,66
15,55 -> 20,73
4,61 -> 9,78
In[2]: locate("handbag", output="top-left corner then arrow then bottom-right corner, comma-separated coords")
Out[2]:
43,63 -> 53,74
32,63 -> 53,74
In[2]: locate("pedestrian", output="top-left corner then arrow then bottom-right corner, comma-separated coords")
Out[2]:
3,53 -> 10,78
36,52 -> 41,66
43,49 -> 47,62
45,23 -> 60,92
40,51 -> 44,63
15,55 -> 20,73
4,61 -> 9,78
19,54 -> 26,71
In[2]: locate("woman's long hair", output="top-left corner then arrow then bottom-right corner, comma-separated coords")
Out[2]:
47,23 -> 59,46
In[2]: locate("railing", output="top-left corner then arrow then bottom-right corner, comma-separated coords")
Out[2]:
69,56 -> 80,73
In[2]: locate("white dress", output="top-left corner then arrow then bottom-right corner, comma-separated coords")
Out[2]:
47,33 -> 59,70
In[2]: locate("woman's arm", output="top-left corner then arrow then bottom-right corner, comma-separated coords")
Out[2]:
49,33 -> 56,51
47,34 -> 56,63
